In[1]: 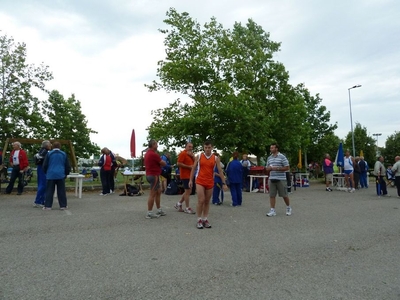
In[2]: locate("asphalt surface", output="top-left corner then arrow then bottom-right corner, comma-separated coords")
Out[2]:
1,183 -> 399,300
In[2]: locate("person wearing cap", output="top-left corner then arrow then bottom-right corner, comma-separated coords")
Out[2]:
4,142 -> 29,195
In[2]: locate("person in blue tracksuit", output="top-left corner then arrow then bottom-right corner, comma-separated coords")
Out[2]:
33,140 -> 52,207
226,152 -> 243,206
212,153 -> 224,205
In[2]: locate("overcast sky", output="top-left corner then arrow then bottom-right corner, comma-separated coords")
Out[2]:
1,0 -> 399,158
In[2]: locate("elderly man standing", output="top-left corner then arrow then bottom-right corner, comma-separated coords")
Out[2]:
42,142 -> 71,210
373,155 -> 389,197
391,156 -> 400,197
4,141 -> 29,195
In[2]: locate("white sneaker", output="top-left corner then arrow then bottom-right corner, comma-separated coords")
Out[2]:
266,209 -> 276,217
252,188 -> 259,193
350,188 -> 355,193
286,207 -> 292,216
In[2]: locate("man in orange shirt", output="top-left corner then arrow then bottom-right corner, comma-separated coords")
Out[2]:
174,142 -> 196,214
189,141 -> 227,229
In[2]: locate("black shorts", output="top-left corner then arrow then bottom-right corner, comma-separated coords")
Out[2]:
182,179 -> 190,189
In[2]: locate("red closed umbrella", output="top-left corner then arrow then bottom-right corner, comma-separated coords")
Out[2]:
130,129 -> 136,158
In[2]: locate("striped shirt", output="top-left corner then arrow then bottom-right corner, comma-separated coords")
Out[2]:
266,152 -> 289,181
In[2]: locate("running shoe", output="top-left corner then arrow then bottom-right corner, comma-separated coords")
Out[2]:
184,207 -> 195,214
196,219 -> 203,229
33,203 -> 44,208
156,209 -> 166,217
174,203 -> 184,212
60,207 -> 68,210
203,220 -> 212,228
266,209 -> 276,217
286,207 -> 292,216
42,207 -> 52,211
145,212 -> 160,219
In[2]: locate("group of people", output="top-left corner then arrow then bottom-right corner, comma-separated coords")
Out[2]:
4,141 -> 71,210
144,140 -> 292,229
322,150 -> 400,197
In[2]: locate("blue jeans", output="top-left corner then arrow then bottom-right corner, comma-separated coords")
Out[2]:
35,165 -> 46,205
45,179 -> 67,208
212,181 -> 224,204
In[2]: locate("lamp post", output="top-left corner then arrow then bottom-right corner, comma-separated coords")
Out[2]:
348,84 -> 362,157
373,133 -> 382,157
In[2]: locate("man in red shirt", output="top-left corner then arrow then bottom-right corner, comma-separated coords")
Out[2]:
5,141 -> 29,195
144,140 -> 166,219
174,142 -> 195,214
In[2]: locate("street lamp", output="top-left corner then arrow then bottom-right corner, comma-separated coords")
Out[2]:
373,133 -> 382,157
348,84 -> 362,157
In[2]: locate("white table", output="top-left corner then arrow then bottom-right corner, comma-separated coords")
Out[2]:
295,173 -> 310,187
332,173 -> 347,191
248,174 -> 269,193
67,174 -> 84,198
121,171 -> 146,195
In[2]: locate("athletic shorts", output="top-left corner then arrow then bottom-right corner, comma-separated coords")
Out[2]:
196,182 -> 214,190
146,175 -> 160,191
325,173 -> 333,183
182,179 -> 190,189
344,170 -> 353,175
268,180 -> 288,198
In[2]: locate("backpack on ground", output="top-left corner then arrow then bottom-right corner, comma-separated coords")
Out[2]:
165,180 -> 179,195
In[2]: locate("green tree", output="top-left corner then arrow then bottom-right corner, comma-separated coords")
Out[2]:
344,123 -> 376,163
41,90 -> 99,157
147,8 -> 311,161
383,131 -> 400,164
0,34 -> 53,142
295,84 -> 338,164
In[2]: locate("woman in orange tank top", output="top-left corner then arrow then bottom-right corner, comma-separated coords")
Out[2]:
189,141 -> 227,229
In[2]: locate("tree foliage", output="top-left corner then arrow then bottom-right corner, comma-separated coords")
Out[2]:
383,131 -> 400,164
41,90 -> 99,157
344,123 -> 376,164
0,34 -> 53,142
146,8 -> 336,163
0,34 -> 99,158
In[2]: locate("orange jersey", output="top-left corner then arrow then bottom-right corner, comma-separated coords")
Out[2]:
177,149 -> 194,179
195,153 -> 216,189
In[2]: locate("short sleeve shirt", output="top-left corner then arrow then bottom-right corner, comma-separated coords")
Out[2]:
144,150 -> 162,176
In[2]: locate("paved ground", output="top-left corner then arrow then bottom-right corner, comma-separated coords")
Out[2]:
1,184 -> 399,300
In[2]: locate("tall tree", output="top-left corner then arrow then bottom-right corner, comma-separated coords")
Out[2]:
0,34 -> 53,142
147,8 -> 310,160
344,123 -> 376,164
296,84 -> 338,164
383,131 -> 400,164
41,90 -> 99,157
